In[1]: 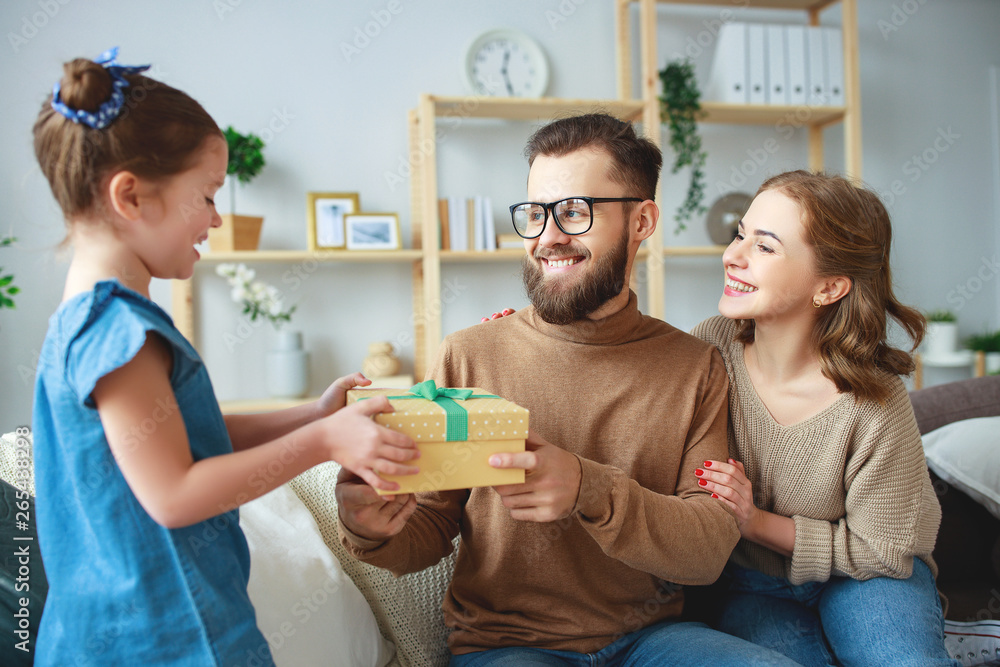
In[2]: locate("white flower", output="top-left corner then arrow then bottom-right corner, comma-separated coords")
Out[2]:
216,263 -> 237,278
231,285 -> 250,303
217,262 -> 295,330
267,299 -> 285,317
236,265 -> 256,283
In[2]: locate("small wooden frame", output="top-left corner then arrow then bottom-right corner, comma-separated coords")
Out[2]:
345,213 -> 402,251
306,192 -> 360,251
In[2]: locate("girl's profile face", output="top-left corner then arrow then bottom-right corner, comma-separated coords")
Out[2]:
718,188 -> 823,324
131,135 -> 228,281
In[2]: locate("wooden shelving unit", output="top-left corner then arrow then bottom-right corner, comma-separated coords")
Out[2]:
171,0 -> 863,405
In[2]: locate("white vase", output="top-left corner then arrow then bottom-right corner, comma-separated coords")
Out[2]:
266,330 -> 309,398
986,351 -> 1000,375
924,322 -> 959,359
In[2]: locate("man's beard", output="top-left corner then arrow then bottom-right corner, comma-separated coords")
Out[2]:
521,224 -> 630,325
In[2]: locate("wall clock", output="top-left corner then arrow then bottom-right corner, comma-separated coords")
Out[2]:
463,28 -> 549,98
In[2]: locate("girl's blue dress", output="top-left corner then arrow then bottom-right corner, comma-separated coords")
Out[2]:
32,280 -> 274,666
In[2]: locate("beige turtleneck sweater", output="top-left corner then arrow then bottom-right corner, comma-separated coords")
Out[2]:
340,293 -> 739,655
692,316 -> 941,586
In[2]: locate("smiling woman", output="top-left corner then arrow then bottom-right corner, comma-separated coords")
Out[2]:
691,170 -> 953,666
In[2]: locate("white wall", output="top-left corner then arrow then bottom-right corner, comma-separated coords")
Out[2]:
2,0 -> 998,428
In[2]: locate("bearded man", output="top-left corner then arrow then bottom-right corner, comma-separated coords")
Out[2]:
335,114 -> 798,667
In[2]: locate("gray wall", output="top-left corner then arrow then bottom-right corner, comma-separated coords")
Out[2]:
1,0 -> 998,428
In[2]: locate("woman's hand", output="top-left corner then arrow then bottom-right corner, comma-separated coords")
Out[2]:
697,458 -> 760,537
480,307 -> 515,323
316,372 -> 372,417
698,458 -> 796,556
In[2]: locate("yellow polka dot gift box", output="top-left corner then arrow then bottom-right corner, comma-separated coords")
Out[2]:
347,380 -> 529,495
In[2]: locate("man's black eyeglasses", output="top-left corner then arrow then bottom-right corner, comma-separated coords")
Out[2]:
508,196 -> 643,239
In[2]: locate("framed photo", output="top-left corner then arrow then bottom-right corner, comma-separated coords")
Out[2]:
307,192 -> 360,250
345,213 -> 401,251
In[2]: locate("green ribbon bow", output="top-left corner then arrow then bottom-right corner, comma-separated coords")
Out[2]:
384,380 -> 498,442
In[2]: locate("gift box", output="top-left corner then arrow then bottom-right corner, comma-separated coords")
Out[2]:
347,380 -> 529,495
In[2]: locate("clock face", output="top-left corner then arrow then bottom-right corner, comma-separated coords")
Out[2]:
464,30 -> 549,98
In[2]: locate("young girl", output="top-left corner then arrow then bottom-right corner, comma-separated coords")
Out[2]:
30,48 -> 419,665
691,170 -> 956,666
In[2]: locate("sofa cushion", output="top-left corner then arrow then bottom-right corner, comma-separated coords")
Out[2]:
923,416 -> 1000,522
909,375 -> 1000,435
240,483 -> 396,666
289,463 -> 454,667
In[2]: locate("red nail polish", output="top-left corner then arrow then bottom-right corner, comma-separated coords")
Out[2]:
481,317 -> 489,322
711,493 -> 719,499
698,479 -> 708,486
704,461 -> 712,468
695,468 -> 704,477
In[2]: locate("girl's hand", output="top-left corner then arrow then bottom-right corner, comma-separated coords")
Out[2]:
480,307 -> 515,323
316,372 -> 372,417
320,394 -> 420,492
697,458 -> 760,537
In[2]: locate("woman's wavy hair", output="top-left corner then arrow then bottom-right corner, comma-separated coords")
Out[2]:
735,170 -> 925,404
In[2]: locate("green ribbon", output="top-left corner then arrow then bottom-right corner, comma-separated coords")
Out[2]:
381,380 -> 499,442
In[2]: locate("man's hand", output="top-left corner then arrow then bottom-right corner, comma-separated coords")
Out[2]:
335,466 -> 418,541
488,429 -> 582,522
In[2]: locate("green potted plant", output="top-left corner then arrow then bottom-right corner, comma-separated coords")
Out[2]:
0,235 -> 20,313
923,309 -> 959,359
965,329 -> 1000,374
208,126 -> 267,252
658,59 -> 707,234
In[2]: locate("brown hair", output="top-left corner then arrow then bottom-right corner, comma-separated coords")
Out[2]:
33,57 -> 223,220
524,113 -> 662,203
735,170 -> 925,404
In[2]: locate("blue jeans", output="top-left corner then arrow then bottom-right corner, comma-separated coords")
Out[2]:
716,560 -> 959,667
448,619 -> 801,666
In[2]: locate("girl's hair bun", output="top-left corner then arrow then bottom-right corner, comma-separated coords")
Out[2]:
59,58 -> 112,113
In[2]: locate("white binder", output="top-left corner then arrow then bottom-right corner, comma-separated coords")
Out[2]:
786,25 -> 808,106
823,27 -> 845,107
806,25 -> 827,106
482,195 -> 497,251
448,197 -> 468,251
766,24 -> 788,105
472,195 -> 485,251
747,24 -> 767,105
706,22 -> 748,104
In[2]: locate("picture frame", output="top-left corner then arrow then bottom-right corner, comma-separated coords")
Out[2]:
344,213 -> 402,251
306,192 -> 360,251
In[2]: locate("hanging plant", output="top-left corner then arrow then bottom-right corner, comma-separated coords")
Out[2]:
658,59 -> 707,234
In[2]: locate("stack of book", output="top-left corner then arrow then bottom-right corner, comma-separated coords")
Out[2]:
437,196 -> 498,251
706,22 -> 844,107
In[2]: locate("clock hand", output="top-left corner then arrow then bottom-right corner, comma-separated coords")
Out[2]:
502,48 -> 514,96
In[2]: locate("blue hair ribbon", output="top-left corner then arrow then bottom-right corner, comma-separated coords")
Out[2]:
50,47 -> 150,129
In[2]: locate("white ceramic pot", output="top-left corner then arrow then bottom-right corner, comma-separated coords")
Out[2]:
924,322 -> 959,358
986,351 -> 1000,375
266,330 -> 309,398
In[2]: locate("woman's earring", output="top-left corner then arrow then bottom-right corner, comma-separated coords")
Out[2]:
813,298 -> 823,308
